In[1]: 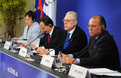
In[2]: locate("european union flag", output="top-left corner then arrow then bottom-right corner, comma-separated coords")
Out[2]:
34,0 -> 40,22
35,0 -> 56,25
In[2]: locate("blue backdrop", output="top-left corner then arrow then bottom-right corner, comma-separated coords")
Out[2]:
56,0 -> 121,66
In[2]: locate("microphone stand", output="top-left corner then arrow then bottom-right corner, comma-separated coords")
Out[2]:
47,38 -> 72,55
0,30 -> 11,46
19,17 -> 23,36
0,30 -> 11,36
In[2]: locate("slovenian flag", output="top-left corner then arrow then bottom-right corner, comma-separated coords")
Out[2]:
35,0 -> 56,25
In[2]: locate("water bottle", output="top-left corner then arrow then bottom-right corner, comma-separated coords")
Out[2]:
58,51 -> 64,63
26,44 -> 31,57
11,38 -> 14,50
56,51 -> 63,70
27,44 -> 31,53
57,51 -> 67,72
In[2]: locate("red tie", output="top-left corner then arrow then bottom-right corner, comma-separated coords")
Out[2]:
48,34 -> 50,43
92,38 -> 96,46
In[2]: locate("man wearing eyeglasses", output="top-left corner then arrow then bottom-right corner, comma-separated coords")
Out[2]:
54,11 -> 87,55
62,15 -> 120,70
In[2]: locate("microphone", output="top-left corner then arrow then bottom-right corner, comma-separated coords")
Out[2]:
7,38 -> 28,41
71,45 -> 92,64
47,33 -> 80,55
13,39 -> 27,40
0,30 -> 11,36
0,30 -> 11,43
29,31 -> 46,44
19,39 -> 27,40
71,50 -> 88,64
43,31 -> 47,34
21,31 -> 45,48
47,38 -> 72,55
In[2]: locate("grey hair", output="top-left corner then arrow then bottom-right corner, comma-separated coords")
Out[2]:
66,11 -> 78,21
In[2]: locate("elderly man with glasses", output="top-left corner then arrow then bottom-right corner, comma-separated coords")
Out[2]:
62,15 -> 120,70
53,11 -> 88,55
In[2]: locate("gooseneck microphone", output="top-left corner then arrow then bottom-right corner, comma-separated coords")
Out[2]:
71,50 -> 87,64
47,33 -> 81,55
13,39 -> 27,40
8,38 -> 28,41
72,58 -> 76,64
0,30 -> 11,45
47,38 -> 72,55
29,31 -> 46,44
28,31 -> 46,45
71,45 -> 91,64
0,30 -> 11,36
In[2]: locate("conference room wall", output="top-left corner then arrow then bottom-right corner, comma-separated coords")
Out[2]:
15,0 -> 35,37
56,0 -> 121,66
0,0 -> 35,37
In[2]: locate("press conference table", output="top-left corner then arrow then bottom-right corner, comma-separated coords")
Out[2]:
0,47 -> 74,78
0,37 -> 121,78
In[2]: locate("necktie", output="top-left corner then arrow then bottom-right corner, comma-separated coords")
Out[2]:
48,34 -> 50,43
63,33 -> 70,49
92,38 -> 96,46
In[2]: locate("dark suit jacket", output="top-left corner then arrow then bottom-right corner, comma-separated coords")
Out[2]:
55,26 -> 87,55
39,26 -> 63,49
73,30 -> 120,70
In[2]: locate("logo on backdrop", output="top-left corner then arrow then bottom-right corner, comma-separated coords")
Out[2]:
7,67 -> 18,77
44,0 -> 55,6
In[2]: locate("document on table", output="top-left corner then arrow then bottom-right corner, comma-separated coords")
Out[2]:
89,68 -> 121,76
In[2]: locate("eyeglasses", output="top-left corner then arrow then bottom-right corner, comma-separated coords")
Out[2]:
87,25 -> 100,28
62,19 -> 75,22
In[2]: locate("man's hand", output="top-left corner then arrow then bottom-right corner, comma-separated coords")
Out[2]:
21,43 -> 28,47
20,43 -> 33,48
64,57 -> 76,64
35,47 -> 49,55
61,53 -> 70,58
14,38 -> 18,42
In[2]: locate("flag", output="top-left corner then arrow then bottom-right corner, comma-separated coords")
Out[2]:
35,0 -> 56,25
34,0 -> 41,22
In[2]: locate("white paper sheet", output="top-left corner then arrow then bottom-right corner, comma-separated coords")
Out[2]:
89,68 -> 121,76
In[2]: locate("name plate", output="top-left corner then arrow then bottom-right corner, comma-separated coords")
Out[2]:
4,41 -> 11,50
19,47 -> 27,57
40,55 -> 54,68
68,64 -> 88,78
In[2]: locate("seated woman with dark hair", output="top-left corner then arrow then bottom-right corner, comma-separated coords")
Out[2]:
14,10 -> 43,45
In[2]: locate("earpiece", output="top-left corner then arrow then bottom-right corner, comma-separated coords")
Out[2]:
101,28 -> 104,31
49,25 -> 52,27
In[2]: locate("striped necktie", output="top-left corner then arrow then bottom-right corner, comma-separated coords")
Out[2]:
92,38 -> 96,46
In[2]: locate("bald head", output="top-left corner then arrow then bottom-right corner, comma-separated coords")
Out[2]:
91,15 -> 106,28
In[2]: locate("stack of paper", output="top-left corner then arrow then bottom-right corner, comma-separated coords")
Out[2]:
89,68 -> 121,76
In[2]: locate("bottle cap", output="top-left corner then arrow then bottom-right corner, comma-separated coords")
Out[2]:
11,38 -> 14,40
59,51 -> 62,54
11,46 -> 14,49
28,44 -> 30,46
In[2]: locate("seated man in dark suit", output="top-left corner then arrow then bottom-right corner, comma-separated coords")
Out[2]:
55,11 -> 87,54
62,15 -> 120,70
35,11 -> 87,55
35,16 -> 63,55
